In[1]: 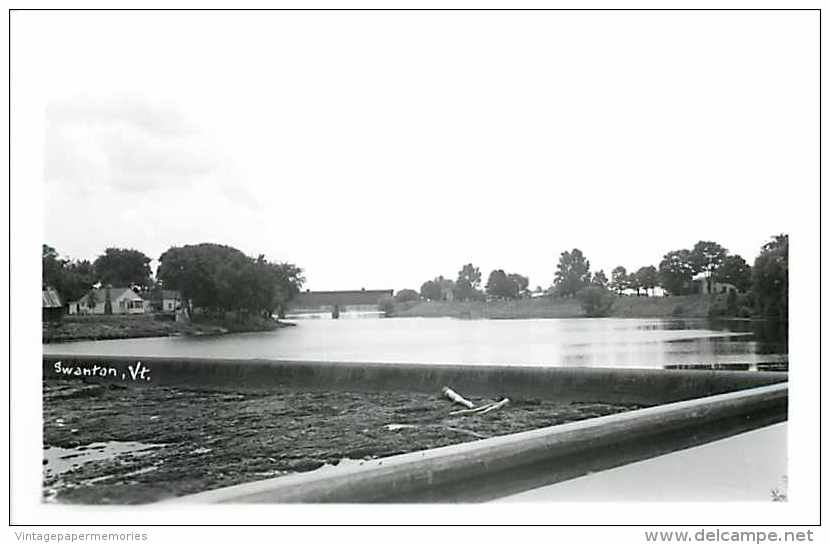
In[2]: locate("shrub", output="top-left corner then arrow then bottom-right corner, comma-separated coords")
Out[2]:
378,296 -> 396,317
576,286 -> 615,317
671,304 -> 686,317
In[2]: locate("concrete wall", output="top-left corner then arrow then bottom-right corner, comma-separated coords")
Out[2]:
43,355 -> 787,405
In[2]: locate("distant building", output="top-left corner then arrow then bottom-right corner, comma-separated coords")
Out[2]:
287,289 -> 393,318
149,289 -> 182,313
68,287 -> 146,315
42,287 -> 63,322
691,275 -> 738,295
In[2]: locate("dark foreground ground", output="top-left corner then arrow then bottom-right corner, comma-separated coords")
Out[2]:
43,379 -> 645,504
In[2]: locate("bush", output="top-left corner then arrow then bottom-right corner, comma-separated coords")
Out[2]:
394,289 -> 420,303
576,286 -> 615,317
378,296 -> 396,317
671,304 -> 686,317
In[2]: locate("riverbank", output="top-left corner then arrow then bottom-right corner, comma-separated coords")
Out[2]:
392,294 -> 728,320
43,314 -> 293,344
42,378 -> 644,503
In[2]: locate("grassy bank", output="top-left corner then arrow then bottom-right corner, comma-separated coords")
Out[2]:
43,314 -> 292,344
392,294 -> 727,320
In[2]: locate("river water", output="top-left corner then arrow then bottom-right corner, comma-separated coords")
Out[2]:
43,317 -> 788,370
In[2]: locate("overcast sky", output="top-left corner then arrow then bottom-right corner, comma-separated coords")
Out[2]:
19,10 -> 817,291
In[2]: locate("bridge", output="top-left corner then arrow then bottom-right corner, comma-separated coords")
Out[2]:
286,289 -> 393,319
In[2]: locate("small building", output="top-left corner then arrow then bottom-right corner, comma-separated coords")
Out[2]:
149,289 -> 182,313
42,287 -> 63,322
68,287 -> 147,315
692,275 -> 738,295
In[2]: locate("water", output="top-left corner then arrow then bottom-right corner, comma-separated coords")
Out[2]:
43,317 -> 788,370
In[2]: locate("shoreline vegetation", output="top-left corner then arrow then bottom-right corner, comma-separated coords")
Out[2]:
43,314 -> 294,344
388,293 -> 754,320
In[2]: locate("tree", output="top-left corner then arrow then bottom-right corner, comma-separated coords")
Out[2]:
752,234 -> 788,320
457,264 -> 482,290
508,273 -> 530,297
93,247 -> 153,289
553,249 -> 591,297
690,241 -> 728,293
715,254 -> 752,293
485,269 -> 519,299
420,280 -> 442,301
156,243 -> 303,319
658,249 -> 696,295
592,270 -> 608,288
634,266 -> 658,296
452,278 -> 476,301
576,286 -> 615,317
610,266 -> 629,294
394,289 -> 420,303
42,245 -> 97,303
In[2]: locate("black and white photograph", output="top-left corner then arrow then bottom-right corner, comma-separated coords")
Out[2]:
8,5 -> 822,537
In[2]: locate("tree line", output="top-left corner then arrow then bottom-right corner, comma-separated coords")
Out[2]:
42,243 -> 305,320
402,234 -> 788,320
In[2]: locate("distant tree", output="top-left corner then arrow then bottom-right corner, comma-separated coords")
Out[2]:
634,266 -> 658,296
553,249 -> 591,297
486,269 -> 519,299
591,270 -> 608,288
452,278 -> 475,301
627,271 -> 642,296
420,280 -> 442,301
394,289 -> 420,303
378,296 -> 396,317
690,241 -> 728,293
715,254 -> 752,293
457,264 -> 482,290
576,286 -> 615,317
752,234 -> 788,320
93,247 -> 153,288
658,249 -> 696,295
42,245 -> 96,303
508,273 -> 530,297
610,266 -> 629,295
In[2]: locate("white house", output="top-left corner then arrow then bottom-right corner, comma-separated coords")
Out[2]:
68,287 -> 147,315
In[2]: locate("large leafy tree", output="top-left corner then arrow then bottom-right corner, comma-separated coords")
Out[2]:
93,247 -> 153,289
485,269 -> 519,299
457,263 -> 482,290
42,244 -> 96,303
610,266 -> 629,294
156,243 -> 303,318
690,241 -> 728,292
553,249 -> 591,297
591,269 -> 608,288
658,249 -> 696,295
419,280 -> 442,301
715,254 -> 752,292
634,265 -> 658,296
508,273 -> 530,297
752,234 -> 788,320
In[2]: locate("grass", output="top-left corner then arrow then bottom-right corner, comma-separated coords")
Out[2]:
393,294 -> 726,320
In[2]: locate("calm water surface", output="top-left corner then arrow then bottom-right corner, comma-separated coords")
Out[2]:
43,317 -> 788,370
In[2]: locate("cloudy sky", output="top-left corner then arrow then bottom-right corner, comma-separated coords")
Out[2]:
17,10 -> 818,290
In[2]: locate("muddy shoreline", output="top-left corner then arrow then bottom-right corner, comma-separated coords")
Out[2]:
43,379 -> 646,504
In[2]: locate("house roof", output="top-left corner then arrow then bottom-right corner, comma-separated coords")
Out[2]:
42,288 -> 62,308
77,287 -> 144,305
290,289 -> 393,308
151,289 -> 181,301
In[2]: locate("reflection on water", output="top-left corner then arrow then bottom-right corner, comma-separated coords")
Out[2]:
44,317 -> 788,371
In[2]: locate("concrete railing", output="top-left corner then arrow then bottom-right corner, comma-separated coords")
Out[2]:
43,355 -> 787,405
169,382 -> 787,503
